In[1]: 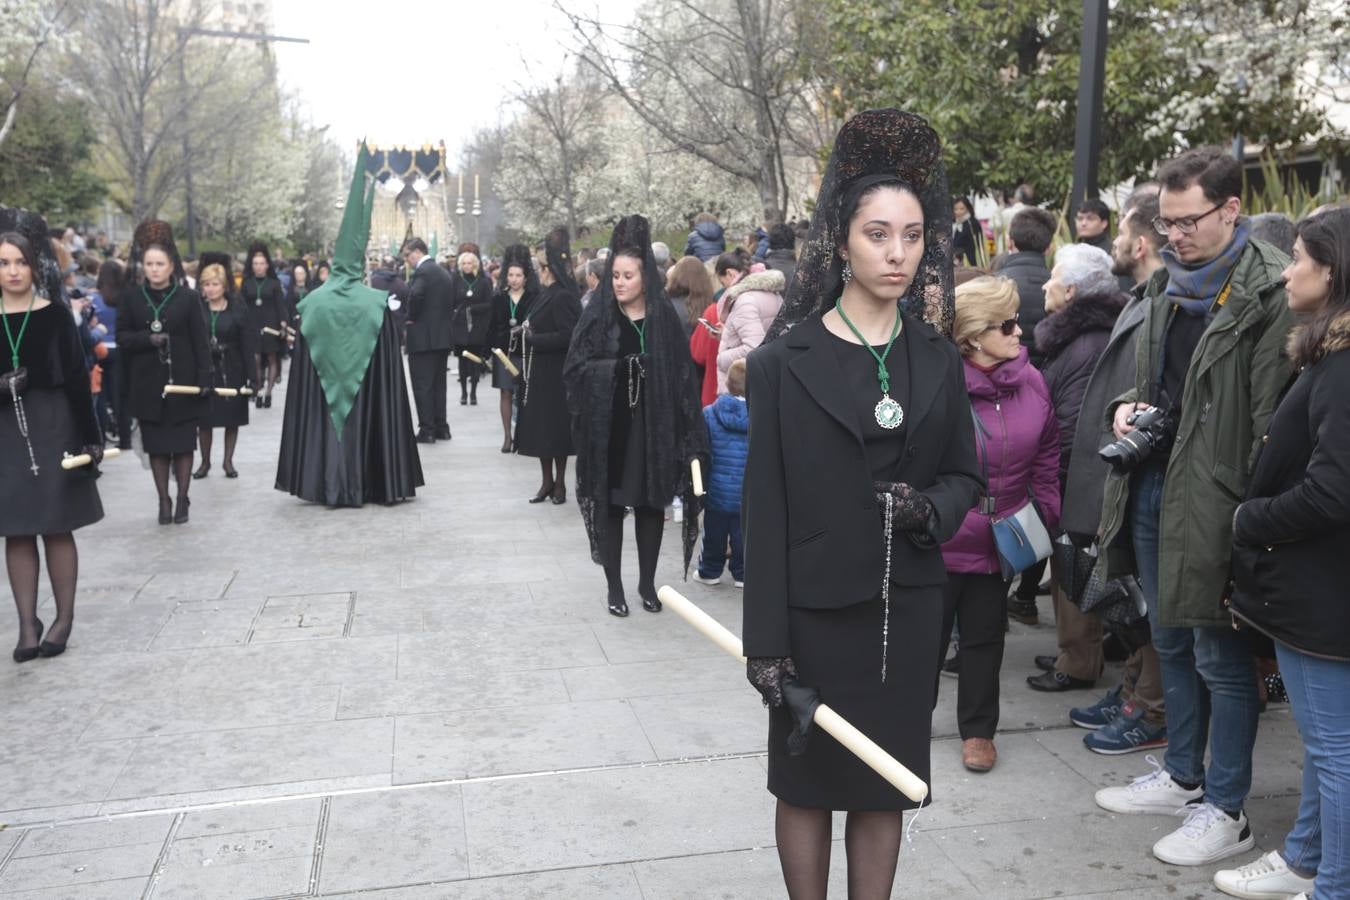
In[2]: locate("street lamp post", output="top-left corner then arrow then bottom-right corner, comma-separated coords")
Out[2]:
1068,0 -> 1107,237
176,26 -> 310,258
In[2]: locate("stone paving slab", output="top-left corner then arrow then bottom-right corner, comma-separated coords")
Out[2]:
0,368 -> 1309,898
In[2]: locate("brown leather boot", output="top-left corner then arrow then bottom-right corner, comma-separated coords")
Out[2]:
962,737 -> 997,773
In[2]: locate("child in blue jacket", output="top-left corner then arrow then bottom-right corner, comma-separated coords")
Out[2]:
694,358 -> 748,586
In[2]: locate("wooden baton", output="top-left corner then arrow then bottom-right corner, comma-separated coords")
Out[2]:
61,448 -> 121,470
493,348 -> 520,377
691,459 -> 705,497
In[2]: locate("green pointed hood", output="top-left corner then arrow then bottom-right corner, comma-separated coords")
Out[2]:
296,143 -> 388,439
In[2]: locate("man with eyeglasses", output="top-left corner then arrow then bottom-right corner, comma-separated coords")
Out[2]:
1092,148 -> 1292,867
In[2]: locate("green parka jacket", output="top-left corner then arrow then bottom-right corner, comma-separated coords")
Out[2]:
1098,238 -> 1292,628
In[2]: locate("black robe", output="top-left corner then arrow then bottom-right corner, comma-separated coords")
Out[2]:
242,275 -> 287,354
117,283 -> 212,425
274,310 -> 424,507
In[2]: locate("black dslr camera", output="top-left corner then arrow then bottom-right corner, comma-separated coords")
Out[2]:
1099,405 -> 1175,473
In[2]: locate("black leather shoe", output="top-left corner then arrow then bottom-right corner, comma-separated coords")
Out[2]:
173,496 -> 190,524
434,426 -> 452,440
1008,597 -> 1039,625
1026,670 -> 1094,692
158,497 -> 173,525
529,483 -> 555,504
640,592 -> 662,613
192,463 -> 210,479
550,488 -> 567,505
416,431 -> 436,444
223,465 -> 239,479
1034,654 -> 1057,672
608,597 -> 629,617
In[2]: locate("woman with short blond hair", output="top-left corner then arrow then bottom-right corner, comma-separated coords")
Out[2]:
194,263 -> 256,479
939,274 -> 1061,772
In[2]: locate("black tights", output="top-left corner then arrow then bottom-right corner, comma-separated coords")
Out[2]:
459,369 -> 480,400
255,352 -> 280,397
7,533 -> 78,650
602,505 -> 663,606
197,427 -> 238,469
498,389 -> 514,444
535,457 -> 569,496
150,452 -> 193,504
775,800 -> 903,899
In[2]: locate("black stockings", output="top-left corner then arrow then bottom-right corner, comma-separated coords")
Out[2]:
7,533 -> 78,650
255,352 -> 279,397
150,453 -> 193,502
499,389 -> 513,446
197,428 -> 239,470
774,800 -> 903,900
601,505 -> 664,606
535,457 -> 569,497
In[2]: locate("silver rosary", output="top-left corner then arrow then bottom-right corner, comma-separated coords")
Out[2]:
879,490 -> 895,682
626,355 -> 645,409
12,393 -> 38,477
520,329 -> 534,408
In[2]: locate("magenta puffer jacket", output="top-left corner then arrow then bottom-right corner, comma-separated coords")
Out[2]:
941,348 -> 1062,575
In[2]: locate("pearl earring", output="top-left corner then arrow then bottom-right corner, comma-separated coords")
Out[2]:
974,342 -> 983,352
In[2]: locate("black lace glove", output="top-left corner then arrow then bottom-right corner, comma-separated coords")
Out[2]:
82,444 -> 104,466
0,366 -> 28,399
149,333 -> 169,348
747,656 -> 797,708
873,481 -> 935,532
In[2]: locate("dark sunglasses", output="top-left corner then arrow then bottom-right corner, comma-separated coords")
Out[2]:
986,313 -> 1019,336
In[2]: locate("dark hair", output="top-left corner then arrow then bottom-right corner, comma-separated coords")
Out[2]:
1288,208 -> 1350,370
1249,212 -> 1296,256
838,178 -> 921,246
1120,182 -> 1160,218
1123,193 -> 1166,251
1157,147 -> 1242,205
953,195 -> 974,216
714,249 -> 748,277
0,231 -> 42,283
767,223 -> 796,251
1013,184 -> 1035,204
1009,208 -> 1057,254
95,259 -> 126,305
401,237 -> 428,256
1077,198 -> 1110,221
315,260 -> 331,275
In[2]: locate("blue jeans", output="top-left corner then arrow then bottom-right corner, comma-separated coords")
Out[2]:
1128,462 -> 1259,811
698,507 -> 743,581
1278,642 -> 1350,897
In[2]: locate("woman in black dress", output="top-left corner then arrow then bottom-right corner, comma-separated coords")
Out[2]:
1,213 -> 104,662
564,215 -> 708,617
241,241 -> 285,408
193,263 -> 256,479
488,245 -> 536,453
283,259 -> 309,338
118,220 -> 211,524
450,244 -> 493,406
517,227 -> 583,503
741,109 -> 981,898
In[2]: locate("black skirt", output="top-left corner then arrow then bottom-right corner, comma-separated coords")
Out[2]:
141,421 -> 198,455
491,354 -> 522,391
767,584 -> 942,812
0,387 -> 104,536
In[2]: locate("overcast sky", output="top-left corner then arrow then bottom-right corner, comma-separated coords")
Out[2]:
270,0 -> 638,163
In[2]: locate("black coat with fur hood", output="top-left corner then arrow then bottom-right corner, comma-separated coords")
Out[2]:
1230,310 -> 1350,660
1032,287 -> 1124,481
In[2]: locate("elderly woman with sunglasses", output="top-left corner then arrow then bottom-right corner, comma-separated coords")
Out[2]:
937,275 -> 1061,773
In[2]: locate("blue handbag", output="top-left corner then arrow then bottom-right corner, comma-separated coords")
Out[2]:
972,408 -> 1053,580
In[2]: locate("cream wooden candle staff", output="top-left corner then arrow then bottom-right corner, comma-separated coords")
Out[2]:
462,350 -> 485,365
657,586 -> 929,803
60,448 -> 121,469
691,459 -> 705,497
492,347 -> 520,376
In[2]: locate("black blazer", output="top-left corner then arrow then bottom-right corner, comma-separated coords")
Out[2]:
118,284 -> 212,424
952,218 -> 981,266
741,313 -> 983,657
449,270 -> 493,347
404,259 -> 454,353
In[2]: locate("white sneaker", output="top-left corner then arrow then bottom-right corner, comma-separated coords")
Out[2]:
1214,849 -> 1315,899
1094,755 -> 1204,814
692,573 -> 721,586
733,579 -> 744,588
1153,801 -> 1255,866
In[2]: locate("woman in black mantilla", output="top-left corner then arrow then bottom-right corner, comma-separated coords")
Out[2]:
450,243 -> 492,406
118,220 -> 211,524
1,211 -> 104,662
193,261 -> 257,479
563,214 -> 708,617
241,241 -> 285,408
284,259 -> 310,334
488,244 -> 536,453
741,109 -> 981,898
517,227 -> 583,503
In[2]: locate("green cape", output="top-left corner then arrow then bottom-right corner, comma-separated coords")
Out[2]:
296,143 -> 388,439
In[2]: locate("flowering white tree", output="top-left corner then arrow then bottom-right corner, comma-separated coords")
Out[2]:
0,0 -> 76,146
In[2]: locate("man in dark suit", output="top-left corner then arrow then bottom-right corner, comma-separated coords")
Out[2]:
401,237 -> 454,442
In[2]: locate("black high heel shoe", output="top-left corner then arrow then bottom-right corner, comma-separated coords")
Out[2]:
529,482 -> 555,504
223,464 -> 238,479
500,437 -> 512,454
264,394 -> 273,408
173,496 -> 190,524
640,590 -> 662,613
158,497 -> 173,525
39,620 -> 68,658
12,618 -> 42,663
607,595 -> 629,617
550,484 -> 567,505
192,462 -> 211,479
